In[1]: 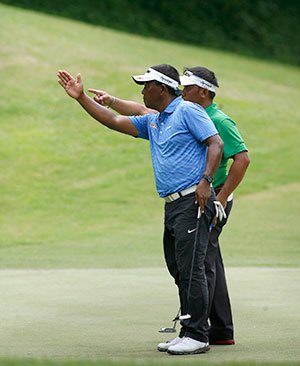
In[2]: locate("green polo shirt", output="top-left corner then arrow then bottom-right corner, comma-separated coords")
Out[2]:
206,103 -> 247,188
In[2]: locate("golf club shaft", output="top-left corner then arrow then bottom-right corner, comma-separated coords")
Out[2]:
182,206 -> 201,317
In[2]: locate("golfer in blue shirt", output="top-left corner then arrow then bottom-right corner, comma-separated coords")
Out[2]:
57,64 -> 224,355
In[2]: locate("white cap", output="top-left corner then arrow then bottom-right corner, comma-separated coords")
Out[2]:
132,67 -> 179,90
180,71 -> 217,92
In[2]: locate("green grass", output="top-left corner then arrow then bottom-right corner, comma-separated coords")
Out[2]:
0,3 -> 300,366
1,268 -> 300,364
1,3 -> 300,267
1,362 -> 299,366
222,183 -> 300,267
0,183 -> 299,268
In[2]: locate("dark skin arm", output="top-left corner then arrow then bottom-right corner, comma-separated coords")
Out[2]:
57,70 -> 139,136
195,134 -> 224,212
217,151 -> 250,208
88,89 -> 156,115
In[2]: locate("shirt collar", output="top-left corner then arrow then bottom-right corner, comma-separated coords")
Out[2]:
160,97 -> 182,116
205,102 -> 217,116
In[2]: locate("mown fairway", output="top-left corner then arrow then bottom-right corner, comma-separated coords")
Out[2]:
0,3 -> 300,366
0,267 -> 300,364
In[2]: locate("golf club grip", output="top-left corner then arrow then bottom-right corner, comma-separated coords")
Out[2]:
197,206 -> 201,219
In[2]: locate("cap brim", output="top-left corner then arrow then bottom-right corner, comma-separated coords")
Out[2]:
179,75 -> 196,86
132,74 -> 154,85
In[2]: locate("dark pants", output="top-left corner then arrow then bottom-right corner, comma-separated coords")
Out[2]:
163,191 -> 216,343
205,199 -> 234,341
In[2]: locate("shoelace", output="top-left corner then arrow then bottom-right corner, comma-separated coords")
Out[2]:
181,337 -> 208,346
168,337 -> 180,344
181,337 -> 191,344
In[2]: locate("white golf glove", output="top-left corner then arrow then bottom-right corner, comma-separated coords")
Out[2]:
213,201 -> 227,222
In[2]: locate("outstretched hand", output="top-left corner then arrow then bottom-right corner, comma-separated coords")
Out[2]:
88,89 -> 114,107
57,70 -> 83,99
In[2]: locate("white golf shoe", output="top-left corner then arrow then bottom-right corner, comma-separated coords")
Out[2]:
167,336 -> 210,355
157,336 -> 182,352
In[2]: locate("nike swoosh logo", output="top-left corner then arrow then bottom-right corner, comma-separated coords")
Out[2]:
187,228 -> 196,234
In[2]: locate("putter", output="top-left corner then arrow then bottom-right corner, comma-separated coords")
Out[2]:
179,206 -> 202,321
159,307 -> 180,333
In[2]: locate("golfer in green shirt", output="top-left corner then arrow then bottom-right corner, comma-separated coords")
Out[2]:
180,67 -> 250,345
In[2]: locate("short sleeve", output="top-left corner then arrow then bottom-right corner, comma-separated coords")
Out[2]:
183,103 -> 218,142
128,114 -> 153,140
218,118 -> 247,158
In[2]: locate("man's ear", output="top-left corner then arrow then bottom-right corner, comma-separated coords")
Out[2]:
160,84 -> 168,95
199,87 -> 209,99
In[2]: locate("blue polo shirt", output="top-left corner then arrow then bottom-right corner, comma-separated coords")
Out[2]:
129,97 -> 218,197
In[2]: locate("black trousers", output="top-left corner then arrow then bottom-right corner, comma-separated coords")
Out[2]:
205,199 -> 234,341
163,191 -> 216,343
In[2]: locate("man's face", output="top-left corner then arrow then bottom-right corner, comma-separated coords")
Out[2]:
181,84 -> 201,104
142,81 -> 162,109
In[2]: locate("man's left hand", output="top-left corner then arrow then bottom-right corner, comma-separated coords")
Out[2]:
214,201 -> 227,220
212,200 -> 227,226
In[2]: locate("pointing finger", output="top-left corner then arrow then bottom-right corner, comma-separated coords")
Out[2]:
88,89 -> 98,94
88,89 -> 104,95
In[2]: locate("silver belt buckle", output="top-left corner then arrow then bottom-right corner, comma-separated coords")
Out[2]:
165,192 -> 180,203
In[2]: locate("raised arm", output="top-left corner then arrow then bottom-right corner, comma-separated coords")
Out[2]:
57,70 -> 139,137
195,134 -> 224,212
88,89 -> 157,116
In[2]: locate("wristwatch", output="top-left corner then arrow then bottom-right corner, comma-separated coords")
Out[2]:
202,174 -> 213,184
